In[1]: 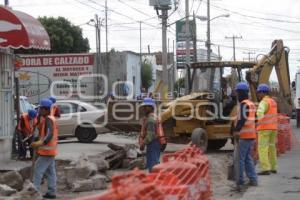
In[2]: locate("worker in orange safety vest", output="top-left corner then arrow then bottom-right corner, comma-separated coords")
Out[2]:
139,98 -> 167,172
256,84 -> 278,175
31,98 -> 58,199
17,109 -> 38,160
49,96 -> 60,118
233,82 -> 258,191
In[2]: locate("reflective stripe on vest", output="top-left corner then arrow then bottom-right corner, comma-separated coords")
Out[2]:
239,99 -> 256,139
37,115 -> 58,156
257,96 -> 278,131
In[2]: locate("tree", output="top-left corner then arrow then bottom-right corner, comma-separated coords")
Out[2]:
141,59 -> 153,91
39,16 -> 89,53
174,77 -> 185,96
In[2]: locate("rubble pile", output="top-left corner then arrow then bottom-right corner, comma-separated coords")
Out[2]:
0,143 -> 145,199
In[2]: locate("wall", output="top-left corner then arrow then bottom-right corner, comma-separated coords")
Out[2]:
126,52 -> 141,98
104,51 -> 141,99
0,50 -> 14,160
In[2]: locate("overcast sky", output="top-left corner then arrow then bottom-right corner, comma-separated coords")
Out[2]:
5,0 -> 300,79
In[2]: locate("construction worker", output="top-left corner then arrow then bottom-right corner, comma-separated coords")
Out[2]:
234,82 -> 258,189
49,96 -> 60,118
256,84 -> 278,175
17,109 -> 38,159
139,98 -> 166,172
31,98 -> 58,199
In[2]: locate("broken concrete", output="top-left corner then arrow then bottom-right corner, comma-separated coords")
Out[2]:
122,158 -> 145,170
91,174 -> 108,190
88,157 -> 110,172
14,180 -> 42,200
0,184 -> 16,196
18,166 -> 31,181
0,171 -> 23,191
71,179 -> 94,192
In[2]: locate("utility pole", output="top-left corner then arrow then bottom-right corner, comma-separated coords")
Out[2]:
162,9 -> 168,99
105,0 -> 109,90
243,51 -> 255,61
93,15 -> 102,97
225,35 -> 242,61
225,35 -> 242,82
218,45 -> 221,61
185,0 -> 190,94
150,1 -> 171,100
172,39 -> 175,96
105,0 -> 108,54
207,0 -> 211,62
4,0 -> 8,6
140,21 -> 142,67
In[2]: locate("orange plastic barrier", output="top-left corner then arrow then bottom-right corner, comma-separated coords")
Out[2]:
77,146 -> 212,200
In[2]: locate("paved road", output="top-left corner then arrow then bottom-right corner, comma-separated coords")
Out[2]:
237,120 -> 300,200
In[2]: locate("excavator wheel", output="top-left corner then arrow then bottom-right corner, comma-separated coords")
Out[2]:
191,128 -> 208,152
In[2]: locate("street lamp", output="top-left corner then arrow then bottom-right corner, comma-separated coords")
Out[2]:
195,14 -> 230,62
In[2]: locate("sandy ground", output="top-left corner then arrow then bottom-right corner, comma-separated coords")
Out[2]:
5,122 -> 299,200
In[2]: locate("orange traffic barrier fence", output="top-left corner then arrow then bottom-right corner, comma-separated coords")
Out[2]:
78,146 -> 212,200
276,114 -> 298,156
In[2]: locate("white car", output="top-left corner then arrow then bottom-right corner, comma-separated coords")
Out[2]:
56,100 -> 109,143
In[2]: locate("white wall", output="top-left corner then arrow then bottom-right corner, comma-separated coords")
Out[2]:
0,50 -> 14,160
126,53 -> 141,99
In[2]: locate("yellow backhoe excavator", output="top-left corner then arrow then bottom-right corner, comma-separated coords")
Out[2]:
105,39 -> 293,151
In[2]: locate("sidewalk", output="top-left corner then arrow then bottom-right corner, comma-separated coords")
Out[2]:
239,120 -> 300,200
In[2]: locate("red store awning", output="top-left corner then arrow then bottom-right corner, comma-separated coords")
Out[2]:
0,6 -> 50,50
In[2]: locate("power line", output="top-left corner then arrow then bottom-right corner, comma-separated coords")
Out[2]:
208,2 -> 300,24
118,0 -> 153,18
77,0 -> 159,28
213,1 -> 300,21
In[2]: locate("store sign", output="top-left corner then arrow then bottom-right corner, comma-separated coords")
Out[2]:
15,54 -> 95,103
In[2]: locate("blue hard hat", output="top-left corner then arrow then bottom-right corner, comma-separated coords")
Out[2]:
48,96 -> 56,103
141,97 -> 155,107
257,84 -> 270,93
28,109 -> 37,119
235,82 -> 249,91
40,98 -> 53,109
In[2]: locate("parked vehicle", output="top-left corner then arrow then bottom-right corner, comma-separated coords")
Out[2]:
56,100 -> 109,143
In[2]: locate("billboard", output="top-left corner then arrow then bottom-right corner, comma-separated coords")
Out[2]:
15,54 -> 95,104
176,19 -> 197,69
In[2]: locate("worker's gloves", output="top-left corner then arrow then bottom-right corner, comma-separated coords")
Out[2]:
30,140 -> 43,149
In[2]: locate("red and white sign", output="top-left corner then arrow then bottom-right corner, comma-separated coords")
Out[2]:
15,54 -> 95,104
0,6 -> 50,50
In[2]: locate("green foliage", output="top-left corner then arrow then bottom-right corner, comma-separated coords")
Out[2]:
141,59 -> 153,91
174,77 -> 185,95
26,16 -> 89,54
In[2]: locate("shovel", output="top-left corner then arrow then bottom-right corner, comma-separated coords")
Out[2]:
228,137 -> 240,184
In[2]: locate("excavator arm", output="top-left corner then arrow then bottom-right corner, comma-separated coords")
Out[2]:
246,39 -> 293,114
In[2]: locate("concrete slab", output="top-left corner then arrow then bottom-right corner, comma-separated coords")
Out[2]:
0,160 -> 31,171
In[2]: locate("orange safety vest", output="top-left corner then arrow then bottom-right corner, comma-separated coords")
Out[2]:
239,99 -> 256,139
37,115 -> 58,156
50,105 -> 60,118
139,113 -> 167,146
257,96 -> 278,131
17,113 -> 37,136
